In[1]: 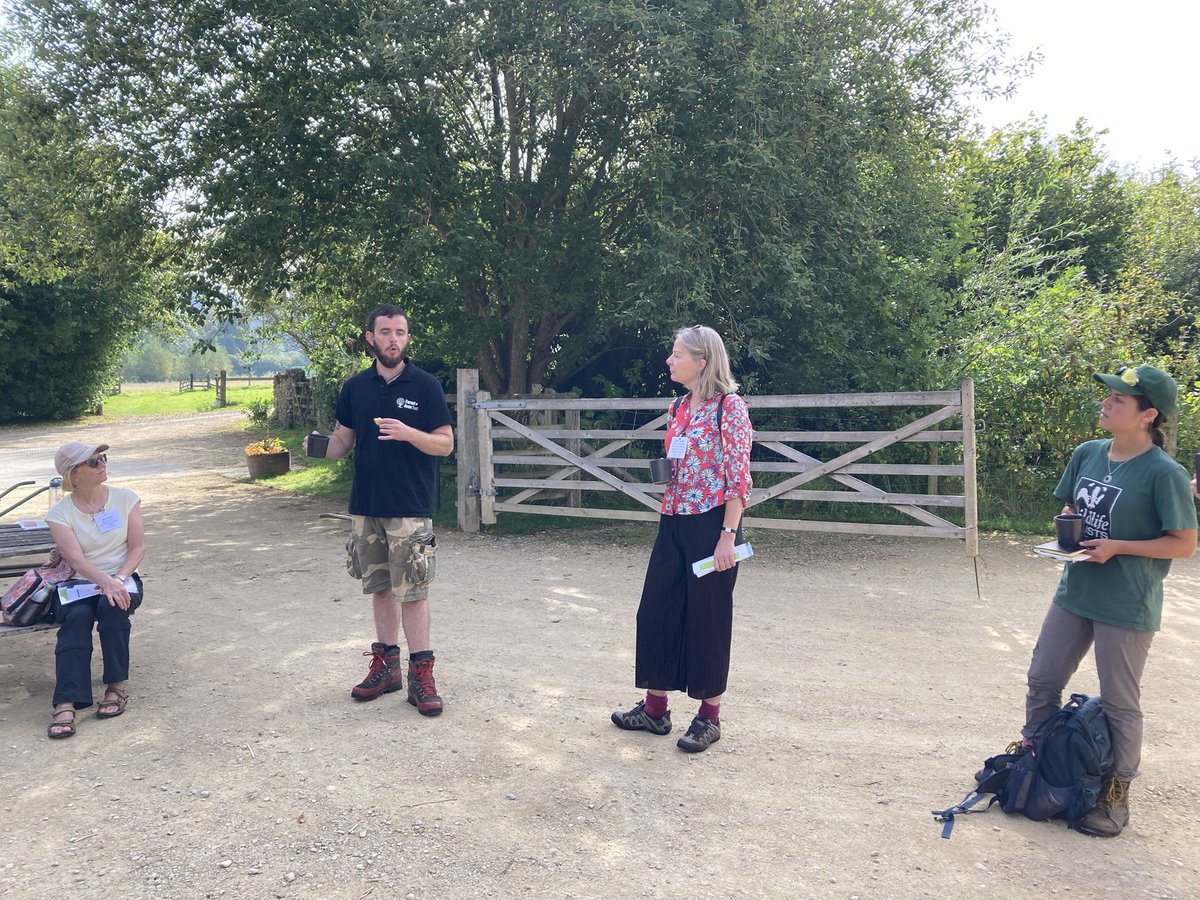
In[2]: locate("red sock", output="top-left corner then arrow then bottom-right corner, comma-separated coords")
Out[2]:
699,700 -> 720,724
644,692 -> 668,719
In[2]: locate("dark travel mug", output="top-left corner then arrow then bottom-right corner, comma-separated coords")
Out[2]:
649,458 -> 673,484
306,432 -> 330,458
1054,514 -> 1084,551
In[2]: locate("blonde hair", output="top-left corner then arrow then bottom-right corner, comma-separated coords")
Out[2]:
675,325 -> 739,402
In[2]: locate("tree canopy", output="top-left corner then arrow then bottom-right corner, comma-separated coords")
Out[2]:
0,58 -> 167,420
10,0 -> 1010,394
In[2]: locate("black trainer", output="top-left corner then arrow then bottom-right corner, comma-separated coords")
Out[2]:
676,714 -> 721,752
611,700 -> 672,735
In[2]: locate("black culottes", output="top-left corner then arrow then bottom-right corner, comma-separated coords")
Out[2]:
634,505 -> 739,699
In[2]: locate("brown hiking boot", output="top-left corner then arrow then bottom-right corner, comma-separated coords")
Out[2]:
1079,777 -> 1130,837
351,642 -> 403,701
407,655 -> 443,716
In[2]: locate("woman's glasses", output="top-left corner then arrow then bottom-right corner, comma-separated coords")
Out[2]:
78,454 -> 108,468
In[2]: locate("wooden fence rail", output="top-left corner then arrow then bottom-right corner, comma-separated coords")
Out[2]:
456,370 -> 978,554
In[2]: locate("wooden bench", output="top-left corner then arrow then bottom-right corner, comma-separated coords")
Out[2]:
1,521 -> 58,634
0,622 -> 55,637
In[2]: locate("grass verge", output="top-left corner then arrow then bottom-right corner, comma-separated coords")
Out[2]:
99,385 -> 274,417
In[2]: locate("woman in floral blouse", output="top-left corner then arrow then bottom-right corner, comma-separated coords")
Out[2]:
611,325 -> 754,753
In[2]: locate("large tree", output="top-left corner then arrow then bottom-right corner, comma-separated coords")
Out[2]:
12,0 -> 1009,394
0,58 -> 167,420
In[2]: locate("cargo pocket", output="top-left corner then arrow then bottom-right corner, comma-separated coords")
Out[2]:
403,528 -> 437,588
345,533 -> 363,580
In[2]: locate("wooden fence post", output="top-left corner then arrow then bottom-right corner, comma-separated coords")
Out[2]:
476,391 -> 496,525
456,369 -> 481,533
565,408 -> 582,508
216,369 -> 227,408
961,377 -> 978,557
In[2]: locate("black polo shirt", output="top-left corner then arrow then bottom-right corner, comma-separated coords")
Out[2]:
335,360 -> 453,517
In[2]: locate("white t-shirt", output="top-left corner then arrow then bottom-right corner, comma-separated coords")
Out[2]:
46,486 -> 141,576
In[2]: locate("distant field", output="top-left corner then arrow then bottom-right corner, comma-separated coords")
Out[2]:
98,384 -> 274,417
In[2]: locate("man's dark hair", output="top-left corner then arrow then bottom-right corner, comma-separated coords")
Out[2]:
365,304 -> 409,334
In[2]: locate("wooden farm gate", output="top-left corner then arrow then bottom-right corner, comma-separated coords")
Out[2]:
455,370 -> 978,555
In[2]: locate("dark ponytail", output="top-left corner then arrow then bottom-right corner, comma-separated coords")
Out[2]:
1135,395 -> 1166,448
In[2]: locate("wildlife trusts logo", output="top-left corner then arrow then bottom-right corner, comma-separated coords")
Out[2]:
1073,476 -> 1120,540
396,397 -> 420,411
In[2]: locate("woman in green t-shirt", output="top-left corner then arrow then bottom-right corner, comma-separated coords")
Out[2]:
1019,365 -> 1197,837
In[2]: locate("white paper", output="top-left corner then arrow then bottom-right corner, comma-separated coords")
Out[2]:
692,542 -> 754,577
1032,541 -> 1089,563
57,576 -> 139,605
667,436 -> 688,460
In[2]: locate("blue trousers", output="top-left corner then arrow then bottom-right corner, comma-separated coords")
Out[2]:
53,596 -> 133,709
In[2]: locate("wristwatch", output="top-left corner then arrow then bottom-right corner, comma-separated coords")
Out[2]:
721,526 -> 737,534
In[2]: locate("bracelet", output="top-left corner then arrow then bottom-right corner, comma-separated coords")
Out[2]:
721,526 -> 737,534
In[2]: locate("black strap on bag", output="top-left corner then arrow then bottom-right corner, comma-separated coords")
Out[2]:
931,755 -> 1024,838
670,392 -> 730,443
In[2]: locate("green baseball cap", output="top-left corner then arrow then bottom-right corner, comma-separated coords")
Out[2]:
1092,364 -> 1178,418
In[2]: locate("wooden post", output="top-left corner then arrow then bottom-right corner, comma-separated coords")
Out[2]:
215,369 -> 227,408
476,390 -> 496,525
960,377 -> 979,557
456,369 -> 481,533
565,408 -> 582,508
927,446 -> 939,496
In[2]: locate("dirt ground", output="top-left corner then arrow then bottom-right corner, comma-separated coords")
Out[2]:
1,412 -> 1198,900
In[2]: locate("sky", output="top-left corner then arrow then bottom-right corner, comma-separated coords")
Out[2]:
971,1 -> 1200,172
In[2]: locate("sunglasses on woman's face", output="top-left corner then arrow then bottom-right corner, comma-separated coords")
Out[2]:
78,454 -> 108,468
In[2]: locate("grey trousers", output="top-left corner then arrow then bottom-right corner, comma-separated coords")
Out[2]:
1023,602 -> 1154,779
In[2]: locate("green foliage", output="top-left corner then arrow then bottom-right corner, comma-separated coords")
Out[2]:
121,332 -> 234,382
0,58 -> 169,421
10,0 -> 1013,400
0,278 -> 135,419
956,122 -> 1134,287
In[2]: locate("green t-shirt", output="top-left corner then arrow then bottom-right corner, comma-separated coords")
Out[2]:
1052,440 -> 1198,632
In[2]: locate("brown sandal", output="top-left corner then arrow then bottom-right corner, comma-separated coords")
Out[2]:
96,687 -> 128,719
48,707 -> 76,739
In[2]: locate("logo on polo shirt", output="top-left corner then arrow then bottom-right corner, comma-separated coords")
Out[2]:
396,397 -> 420,411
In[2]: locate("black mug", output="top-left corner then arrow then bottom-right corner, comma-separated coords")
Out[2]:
306,432 -> 330,458
649,458 -> 673,484
1054,514 -> 1084,551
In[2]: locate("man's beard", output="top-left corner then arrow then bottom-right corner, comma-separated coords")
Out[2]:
375,346 -> 405,368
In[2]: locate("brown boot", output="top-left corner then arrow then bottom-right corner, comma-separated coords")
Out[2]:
351,642 -> 403,701
407,654 -> 443,716
1079,777 -> 1130,837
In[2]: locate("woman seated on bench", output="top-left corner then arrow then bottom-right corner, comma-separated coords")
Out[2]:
45,442 -> 144,739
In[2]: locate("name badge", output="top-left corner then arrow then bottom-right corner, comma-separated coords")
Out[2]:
667,436 -> 688,460
93,510 -> 122,533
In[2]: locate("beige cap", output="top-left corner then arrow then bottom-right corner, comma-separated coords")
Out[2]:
54,442 -> 110,479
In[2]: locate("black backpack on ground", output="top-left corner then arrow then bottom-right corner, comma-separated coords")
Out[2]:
932,693 -> 1113,838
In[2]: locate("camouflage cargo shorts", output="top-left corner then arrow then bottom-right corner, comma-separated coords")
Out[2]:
347,516 -> 438,601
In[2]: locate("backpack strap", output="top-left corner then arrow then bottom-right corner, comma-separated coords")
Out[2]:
670,392 -> 730,423
931,788 -> 1000,839
931,754 -> 1019,839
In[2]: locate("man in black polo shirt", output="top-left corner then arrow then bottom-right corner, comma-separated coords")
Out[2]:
307,304 -> 454,715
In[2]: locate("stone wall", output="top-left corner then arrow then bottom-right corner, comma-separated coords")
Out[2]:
273,369 -> 316,428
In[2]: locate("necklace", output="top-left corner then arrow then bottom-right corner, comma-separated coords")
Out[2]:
1104,441 -> 1151,483
73,490 -> 107,519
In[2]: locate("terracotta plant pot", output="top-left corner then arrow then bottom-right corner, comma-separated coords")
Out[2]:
245,450 -> 290,478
